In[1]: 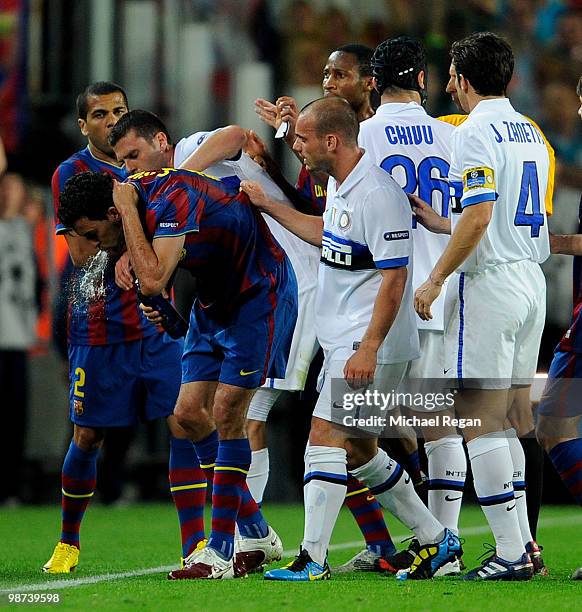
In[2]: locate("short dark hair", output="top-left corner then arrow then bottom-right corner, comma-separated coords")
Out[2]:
450,32 -> 514,97
58,172 -> 114,228
334,44 -> 374,78
577,76 -> 582,98
109,109 -> 172,147
301,96 -> 359,144
76,82 -> 128,119
371,36 -> 427,97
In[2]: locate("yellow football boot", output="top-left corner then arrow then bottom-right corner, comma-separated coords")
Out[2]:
42,542 -> 80,573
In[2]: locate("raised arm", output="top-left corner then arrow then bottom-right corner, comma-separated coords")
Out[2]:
179,125 -> 247,172
112,181 -> 184,296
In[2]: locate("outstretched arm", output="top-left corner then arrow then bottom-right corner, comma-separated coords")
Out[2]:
240,180 -> 323,247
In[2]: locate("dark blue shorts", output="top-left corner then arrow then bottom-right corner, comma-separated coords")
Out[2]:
68,332 -> 183,427
181,259 -> 298,389
537,350 -> 582,418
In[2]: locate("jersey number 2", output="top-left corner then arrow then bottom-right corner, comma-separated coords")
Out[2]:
514,161 -> 544,238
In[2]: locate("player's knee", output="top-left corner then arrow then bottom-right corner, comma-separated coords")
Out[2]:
73,425 -> 104,451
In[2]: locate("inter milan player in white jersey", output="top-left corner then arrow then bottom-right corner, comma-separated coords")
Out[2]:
358,37 -> 466,575
173,126 -> 321,505
241,96 -> 462,582
414,32 -> 550,581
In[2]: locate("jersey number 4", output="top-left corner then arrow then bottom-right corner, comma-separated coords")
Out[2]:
514,161 -> 544,238
380,155 -> 450,227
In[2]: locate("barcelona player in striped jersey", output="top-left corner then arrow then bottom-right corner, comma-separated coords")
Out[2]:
56,161 -> 297,580
44,83 -> 205,574
537,75 -> 582,580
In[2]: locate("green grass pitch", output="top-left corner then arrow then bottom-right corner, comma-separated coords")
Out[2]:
1,504 -> 581,611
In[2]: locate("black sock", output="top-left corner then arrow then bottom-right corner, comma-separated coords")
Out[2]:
521,433 -> 544,540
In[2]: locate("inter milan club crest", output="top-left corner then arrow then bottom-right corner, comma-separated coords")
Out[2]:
74,400 -> 84,416
338,211 -> 351,230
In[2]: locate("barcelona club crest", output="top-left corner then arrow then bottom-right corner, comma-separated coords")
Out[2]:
74,399 -> 84,416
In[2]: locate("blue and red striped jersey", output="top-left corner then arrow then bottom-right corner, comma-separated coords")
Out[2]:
296,164 -> 327,215
52,146 -> 156,346
558,194 -> 582,353
128,168 -> 285,315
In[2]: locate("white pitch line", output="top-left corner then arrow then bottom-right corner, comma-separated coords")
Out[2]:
3,514 -> 581,593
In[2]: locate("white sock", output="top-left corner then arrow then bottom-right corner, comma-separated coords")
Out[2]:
350,448 -> 443,545
425,435 -> 466,536
505,428 -> 533,546
247,448 -> 269,505
301,445 -> 347,566
467,432 -> 525,562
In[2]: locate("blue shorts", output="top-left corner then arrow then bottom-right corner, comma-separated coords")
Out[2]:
537,350 -> 582,418
68,332 -> 183,427
182,259 -> 298,389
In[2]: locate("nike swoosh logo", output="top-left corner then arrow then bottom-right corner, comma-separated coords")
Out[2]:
239,369 -> 260,376
506,504 -> 516,511
366,495 -> 375,502
445,495 -> 462,502
404,475 -> 411,484
444,368 -> 451,375
332,401 -> 344,409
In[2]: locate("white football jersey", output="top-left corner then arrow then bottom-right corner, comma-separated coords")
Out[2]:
359,102 -> 454,331
449,98 -> 550,273
318,152 -> 419,364
174,130 -> 320,291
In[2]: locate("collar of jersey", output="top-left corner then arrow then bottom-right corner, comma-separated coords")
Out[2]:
86,145 -> 125,170
333,150 -> 374,198
470,97 -> 513,117
375,101 -> 424,117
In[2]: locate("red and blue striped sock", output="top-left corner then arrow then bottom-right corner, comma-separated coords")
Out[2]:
237,482 -> 269,539
549,439 -> 582,506
345,475 -> 396,556
208,439 -> 266,559
193,430 -> 219,490
169,437 -> 207,557
60,441 -> 98,548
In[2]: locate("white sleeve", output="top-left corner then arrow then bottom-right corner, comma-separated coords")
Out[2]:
453,125 -> 498,208
362,185 -> 412,269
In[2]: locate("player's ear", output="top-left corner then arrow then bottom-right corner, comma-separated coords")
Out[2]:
363,75 -> 374,92
418,70 -> 425,90
78,118 -> 88,136
155,131 -> 169,152
326,134 -> 338,151
107,206 -> 121,221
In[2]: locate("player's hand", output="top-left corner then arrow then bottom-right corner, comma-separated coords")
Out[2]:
139,302 -> 163,325
254,98 -> 280,129
344,345 -> 377,389
276,96 -> 298,143
139,288 -> 169,326
244,130 -> 270,169
240,180 -> 272,211
112,180 -> 139,212
414,277 -> 443,321
115,251 -> 134,291
409,194 -> 451,235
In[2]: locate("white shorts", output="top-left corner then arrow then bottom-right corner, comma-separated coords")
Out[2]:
444,260 -> 546,389
313,350 -> 408,435
402,330 -> 449,412
407,330 -> 444,379
263,282 -> 319,392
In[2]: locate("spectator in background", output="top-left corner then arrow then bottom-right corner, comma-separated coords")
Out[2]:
0,171 -> 38,505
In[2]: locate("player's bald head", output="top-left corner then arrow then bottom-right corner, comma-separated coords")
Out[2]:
299,97 -> 359,145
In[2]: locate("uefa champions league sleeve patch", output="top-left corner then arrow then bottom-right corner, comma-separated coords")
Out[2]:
462,167 -> 495,191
